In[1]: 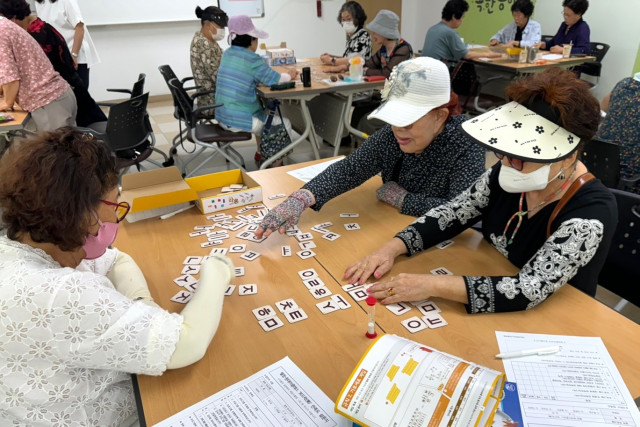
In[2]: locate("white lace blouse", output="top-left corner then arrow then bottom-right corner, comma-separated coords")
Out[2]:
0,236 -> 182,426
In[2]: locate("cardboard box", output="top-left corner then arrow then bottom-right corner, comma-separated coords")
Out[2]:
266,47 -> 294,58
271,56 -> 297,66
120,167 -> 199,222
185,169 -> 262,214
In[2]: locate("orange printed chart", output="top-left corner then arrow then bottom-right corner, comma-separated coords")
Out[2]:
336,334 -> 505,427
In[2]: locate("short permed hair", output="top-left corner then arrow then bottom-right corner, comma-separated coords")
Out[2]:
563,0 -> 589,16
511,0 -> 534,18
0,128 -> 119,251
337,1 -> 367,29
231,33 -> 256,48
505,68 -> 600,144
0,0 -> 32,20
442,0 -> 469,21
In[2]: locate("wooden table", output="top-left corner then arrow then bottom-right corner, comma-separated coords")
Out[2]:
256,58 -> 385,168
0,108 -> 30,132
469,47 -> 596,74
119,158 -> 640,425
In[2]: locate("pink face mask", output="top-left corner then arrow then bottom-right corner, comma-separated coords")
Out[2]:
82,218 -> 119,260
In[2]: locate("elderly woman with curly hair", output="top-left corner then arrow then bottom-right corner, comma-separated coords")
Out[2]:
0,128 -> 234,425
347,68 -> 617,314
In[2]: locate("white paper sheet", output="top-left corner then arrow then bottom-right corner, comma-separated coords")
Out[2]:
541,53 -> 564,60
287,157 -> 344,183
154,357 -> 350,427
496,331 -> 640,427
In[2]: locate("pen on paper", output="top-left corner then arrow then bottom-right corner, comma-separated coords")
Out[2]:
160,205 -> 193,220
496,345 -> 560,359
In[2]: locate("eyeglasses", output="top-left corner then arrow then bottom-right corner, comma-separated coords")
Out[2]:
561,11 -> 576,18
100,200 -> 130,223
494,152 -> 524,171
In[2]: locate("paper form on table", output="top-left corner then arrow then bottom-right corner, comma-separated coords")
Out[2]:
496,331 -> 640,427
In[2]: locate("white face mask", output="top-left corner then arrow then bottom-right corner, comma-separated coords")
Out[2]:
211,27 -> 225,41
342,21 -> 356,34
498,163 -> 562,193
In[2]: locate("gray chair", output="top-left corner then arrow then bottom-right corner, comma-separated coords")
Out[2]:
168,78 -> 251,176
78,93 -> 156,177
598,188 -> 640,312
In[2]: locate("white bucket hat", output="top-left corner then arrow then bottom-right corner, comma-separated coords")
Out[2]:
460,101 -> 581,163
366,10 -> 400,40
367,57 -> 451,127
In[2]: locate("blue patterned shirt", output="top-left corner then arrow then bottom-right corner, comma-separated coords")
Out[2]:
215,46 -> 281,131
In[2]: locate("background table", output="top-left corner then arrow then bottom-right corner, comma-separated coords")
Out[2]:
257,58 -> 385,168
117,158 -> 640,425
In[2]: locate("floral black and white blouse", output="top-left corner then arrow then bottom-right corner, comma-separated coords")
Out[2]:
343,27 -> 372,59
395,163 -> 617,313
190,31 -> 223,108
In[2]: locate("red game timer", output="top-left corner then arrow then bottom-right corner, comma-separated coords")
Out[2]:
365,295 -> 378,339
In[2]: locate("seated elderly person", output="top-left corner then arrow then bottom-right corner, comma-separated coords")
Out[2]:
0,128 -> 234,425
597,73 -> 640,193
346,68 -> 617,313
535,0 -> 590,55
256,57 -> 486,238
489,0 -> 541,48
320,1 -> 371,71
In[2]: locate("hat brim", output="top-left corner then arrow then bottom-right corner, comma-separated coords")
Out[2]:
247,28 -> 269,39
366,22 -> 400,40
460,101 -> 581,163
368,100 -> 440,127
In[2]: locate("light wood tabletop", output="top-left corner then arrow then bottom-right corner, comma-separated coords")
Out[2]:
468,47 -> 596,73
0,108 -> 29,131
118,158 -> 640,424
251,158 -> 640,397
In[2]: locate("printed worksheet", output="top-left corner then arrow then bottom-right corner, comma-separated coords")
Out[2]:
287,157 -> 343,183
154,357 -> 350,427
496,331 -> 640,427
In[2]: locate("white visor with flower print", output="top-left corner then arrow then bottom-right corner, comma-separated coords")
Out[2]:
460,101 -> 581,163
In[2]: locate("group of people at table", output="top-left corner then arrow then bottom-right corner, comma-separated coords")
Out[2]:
0,0 -> 634,425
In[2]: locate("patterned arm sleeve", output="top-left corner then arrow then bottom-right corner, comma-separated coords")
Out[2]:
464,218 -> 604,313
303,131 -> 388,210
400,140 -> 486,217
395,168 -> 492,254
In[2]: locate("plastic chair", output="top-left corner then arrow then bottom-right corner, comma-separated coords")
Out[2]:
580,42 -> 610,89
581,138 -> 640,191
95,73 -> 170,167
598,188 -> 640,312
167,78 -> 252,176
541,34 -> 554,45
158,65 -> 215,160
580,138 -> 621,188
78,93 -> 156,176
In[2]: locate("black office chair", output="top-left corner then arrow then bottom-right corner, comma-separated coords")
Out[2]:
95,73 -> 170,167
541,34 -> 554,45
168,78 -> 251,176
598,188 -> 640,312
158,65 -> 216,158
581,138 -> 640,191
580,42 -> 610,89
78,93 -> 156,176
450,60 -> 507,115
580,138 -> 621,188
